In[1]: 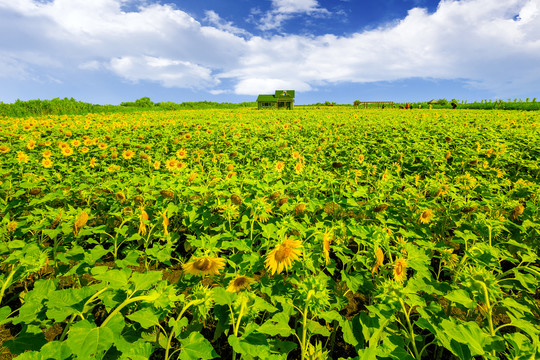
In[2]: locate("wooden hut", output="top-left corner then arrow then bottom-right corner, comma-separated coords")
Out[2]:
257,90 -> 295,110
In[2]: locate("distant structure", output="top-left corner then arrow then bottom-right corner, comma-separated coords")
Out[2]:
354,101 -> 394,108
257,90 -> 295,110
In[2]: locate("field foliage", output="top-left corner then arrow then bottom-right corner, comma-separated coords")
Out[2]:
0,108 -> 539,359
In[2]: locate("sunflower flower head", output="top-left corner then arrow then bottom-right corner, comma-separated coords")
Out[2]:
265,237 -> 302,275
393,258 -> 408,283
41,158 -> 53,168
419,209 -> 433,224
182,257 -> 226,276
226,276 -> 255,293
322,231 -> 332,265
73,211 -> 89,236
162,210 -> 169,236
372,247 -> 385,274
138,207 -> 149,235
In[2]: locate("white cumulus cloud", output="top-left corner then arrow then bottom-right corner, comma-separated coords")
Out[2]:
0,0 -> 539,100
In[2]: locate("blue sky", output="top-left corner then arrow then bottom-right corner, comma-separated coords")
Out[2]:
1,0 -> 539,105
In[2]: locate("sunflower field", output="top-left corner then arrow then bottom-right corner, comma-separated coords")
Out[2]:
0,108 -> 539,360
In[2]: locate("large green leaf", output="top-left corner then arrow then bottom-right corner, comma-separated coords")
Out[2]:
444,289 -> 475,309
65,320 -> 114,358
257,312 -> 292,337
126,307 -> 161,329
179,332 -> 218,360
228,333 -> 270,358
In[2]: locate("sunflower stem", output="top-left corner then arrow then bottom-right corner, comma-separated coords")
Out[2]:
164,299 -> 201,360
301,290 -> 313,360
399,298 -> 420,360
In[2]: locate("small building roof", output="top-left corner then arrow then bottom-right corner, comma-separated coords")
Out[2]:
256,94 -> 277,102
257,90 -> 295,102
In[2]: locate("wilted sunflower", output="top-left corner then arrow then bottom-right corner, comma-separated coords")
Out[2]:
265,237 -> 302,275
226,276 -> 255,293
419,209 -> 433,224
0,145 -> 10,153
138,207 -> 149,235
161,210 -> 169,236
371,247 -> 385,274
73,211 -> 89,236
393,258 -> 408,282
182,257 -> 226,276
511,204 -> 525,220
322,231 -> 331,265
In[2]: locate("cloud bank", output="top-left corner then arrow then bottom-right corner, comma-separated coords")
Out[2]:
1,0 -> 539,99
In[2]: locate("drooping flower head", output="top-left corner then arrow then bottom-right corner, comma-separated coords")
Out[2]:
322,231 -> 332,265
419,209 -> 433,224
371,247 -> 385,274
393,258 -> 408,282
182,257 -> 226,276
226,276 -> 255,293
265,237 -> 302,275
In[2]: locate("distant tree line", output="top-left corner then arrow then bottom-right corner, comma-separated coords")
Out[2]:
0,97 -> 257,117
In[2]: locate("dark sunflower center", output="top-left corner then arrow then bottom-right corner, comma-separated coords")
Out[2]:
234,277 -> 248,287
275,246 -> 292,261
193,258 -> 211,271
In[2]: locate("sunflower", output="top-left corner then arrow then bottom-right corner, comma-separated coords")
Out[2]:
42,149 -> 52,158
61,147 -> 74,157
98,143 -> 108,150
41,158 -> 53,168
27,139 -> 36,150
89,157 -> 97,168
58,141 -> 69,149
73,211 -> 89,236
372,247 -> 385,274
393,258 -> 408,282
17,151 -> 29,164
84,138 -> 94,146
322,231 -> 331,265
226,276 -> 255,293
153,161 -> 161,170
294,162 -> 304,174
165,158 -> 177,171
275,161 -> 285,173
176,148 -> 187,159
138,207 -> 149,235
161,210 -> 169,236
265,237 -> 302,275
175,161 -> 187,171
182,257 -> 226,276
80,146 -> 89,154
122,149 -> 135,160
0,145 -> 10,153
71,140 -> 81,147
419,209 -> 433,224
440,248 -> 459,269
